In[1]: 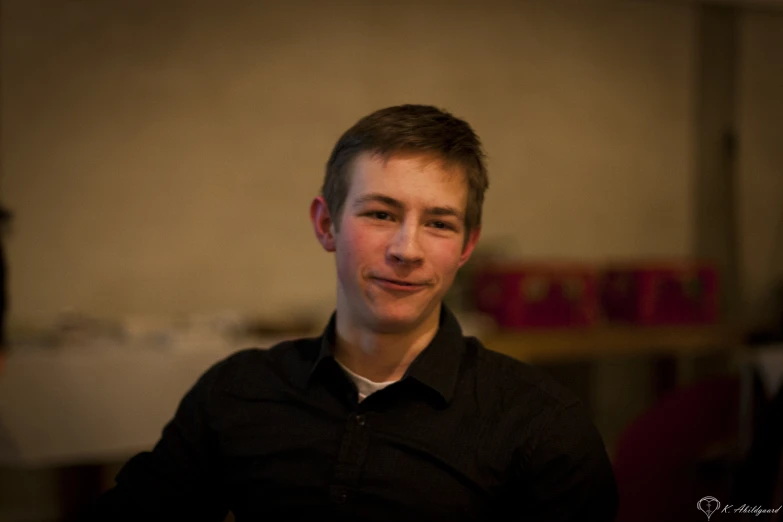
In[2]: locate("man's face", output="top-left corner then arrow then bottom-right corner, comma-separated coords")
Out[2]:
329,152 -> 480,334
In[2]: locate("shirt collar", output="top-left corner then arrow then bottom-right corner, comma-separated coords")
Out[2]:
306,304 -> 466,404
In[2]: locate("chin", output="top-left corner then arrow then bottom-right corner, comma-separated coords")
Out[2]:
365,304 -> 436,332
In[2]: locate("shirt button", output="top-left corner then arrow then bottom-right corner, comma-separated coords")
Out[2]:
338,491 -> 349,503
355,414 -> 366,426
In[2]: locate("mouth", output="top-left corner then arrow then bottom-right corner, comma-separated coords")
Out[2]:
371,277 -> 429,291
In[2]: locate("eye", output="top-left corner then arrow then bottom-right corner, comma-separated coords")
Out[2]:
430,221 -> 456,231
365,211 -> 393,221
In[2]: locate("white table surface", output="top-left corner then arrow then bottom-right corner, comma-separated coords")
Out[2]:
0,340 -> 281,467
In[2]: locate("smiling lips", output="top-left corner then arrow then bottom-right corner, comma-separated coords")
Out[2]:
371,277 -> 429,291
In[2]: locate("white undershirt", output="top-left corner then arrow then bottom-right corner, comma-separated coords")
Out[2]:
334,358 -> 398,402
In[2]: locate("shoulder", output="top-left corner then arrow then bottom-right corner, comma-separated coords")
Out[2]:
464,335 -> 581,413
462,336 -> 604,461
463,340 -> 617,516
198,336 -> 321,397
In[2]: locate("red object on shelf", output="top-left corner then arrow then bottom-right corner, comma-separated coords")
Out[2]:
472,263 -> 599,329
600,262 -> 718,325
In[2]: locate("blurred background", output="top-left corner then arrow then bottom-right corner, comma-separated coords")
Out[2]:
0,0 -> 782,520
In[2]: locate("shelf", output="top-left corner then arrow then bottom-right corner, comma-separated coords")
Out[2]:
483,324 -> 745,363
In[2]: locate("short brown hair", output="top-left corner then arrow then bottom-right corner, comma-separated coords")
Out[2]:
321,105 -> 489,242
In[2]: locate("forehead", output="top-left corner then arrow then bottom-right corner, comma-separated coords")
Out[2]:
347,152 -> 468,205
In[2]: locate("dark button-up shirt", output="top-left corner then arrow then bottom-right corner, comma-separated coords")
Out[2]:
83,305 -> 618,521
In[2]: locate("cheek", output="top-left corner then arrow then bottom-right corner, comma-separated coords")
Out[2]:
336,226 -> 384,274
431,243 -> 466,276
343,226 -> 379,251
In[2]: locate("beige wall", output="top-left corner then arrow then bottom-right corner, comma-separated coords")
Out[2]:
2,0 -> 696,327
738,10 -> 783,326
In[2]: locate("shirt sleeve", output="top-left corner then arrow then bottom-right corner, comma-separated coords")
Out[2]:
79,360 -> 230,522
511,401 -> 619,522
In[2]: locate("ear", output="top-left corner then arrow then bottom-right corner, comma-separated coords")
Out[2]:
457,226 -> 481,268
310,196 -> 337,252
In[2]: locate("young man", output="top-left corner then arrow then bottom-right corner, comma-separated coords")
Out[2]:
84,105 -> 618,521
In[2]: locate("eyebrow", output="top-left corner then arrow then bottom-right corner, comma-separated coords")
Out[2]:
352,193 -> 464,220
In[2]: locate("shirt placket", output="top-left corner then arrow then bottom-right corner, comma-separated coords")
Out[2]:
330,410 -> 371,509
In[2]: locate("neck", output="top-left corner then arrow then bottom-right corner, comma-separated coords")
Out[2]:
333,303 -> 442,382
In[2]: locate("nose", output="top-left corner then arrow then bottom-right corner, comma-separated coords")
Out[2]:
386,222 -> 424,266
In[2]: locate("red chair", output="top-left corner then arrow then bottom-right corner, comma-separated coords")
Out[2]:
613,375 -> 740,522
